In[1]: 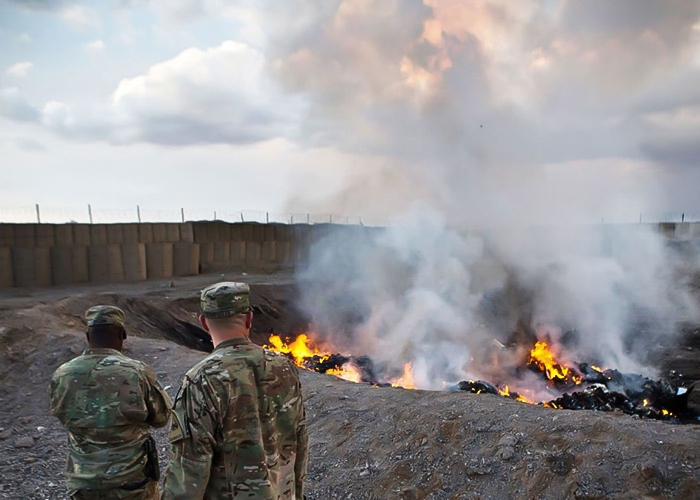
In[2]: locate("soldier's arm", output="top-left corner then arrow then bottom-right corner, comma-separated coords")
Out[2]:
142,364 -> 172,428
48,371 -> 66,423
294,374 -> 309,500
162,376 -> 217,500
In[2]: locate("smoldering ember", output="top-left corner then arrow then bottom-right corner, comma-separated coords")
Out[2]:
1,219 -> 700,499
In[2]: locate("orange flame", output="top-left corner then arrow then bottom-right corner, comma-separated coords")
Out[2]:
265,334 -> 364,384
326,363 -> 363,383
267,334 -> 321,366
498,385 -> 532,403
529,341 -> 581,383
390,362 -> 416,389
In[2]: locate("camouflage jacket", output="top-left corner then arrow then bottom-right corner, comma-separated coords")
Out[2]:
162,337 -> 308,500
49,348 -> 172,492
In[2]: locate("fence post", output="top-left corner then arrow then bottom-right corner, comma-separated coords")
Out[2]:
181,208 -> 185,223
266,212 -> 269,223
137,205 -> 141,223
639,213 -> 642,224
88,204 -> 93,224
214,211 -> 217,221
291,214 -> 294,224
35,203 -> 41,223
307,213 -> 310,224
682,213 -> 685,223
240,213 -> 244,222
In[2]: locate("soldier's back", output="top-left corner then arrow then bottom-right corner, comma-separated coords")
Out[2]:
51,349 -> 152,430
50,349 -> 160,493
169,337 -> 306,499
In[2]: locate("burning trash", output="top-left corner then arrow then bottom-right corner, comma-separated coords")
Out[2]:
264,333 -> 697,424
528,341 -> 582,386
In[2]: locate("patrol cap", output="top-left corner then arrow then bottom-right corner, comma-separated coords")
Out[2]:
200,282 -> 251,318
85,305 -> 126,327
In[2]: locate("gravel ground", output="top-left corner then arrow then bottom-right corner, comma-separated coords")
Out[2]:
1,280 -> 699,499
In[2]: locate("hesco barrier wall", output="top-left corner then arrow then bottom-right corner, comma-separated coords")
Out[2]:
0,222 -> 383,289
0,221 -> 698,289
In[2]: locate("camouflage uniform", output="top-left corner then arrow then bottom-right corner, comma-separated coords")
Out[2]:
49,306 -> 172,499
162,282 -> 308,500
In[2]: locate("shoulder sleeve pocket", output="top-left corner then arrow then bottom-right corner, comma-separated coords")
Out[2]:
169,408 -> 187,442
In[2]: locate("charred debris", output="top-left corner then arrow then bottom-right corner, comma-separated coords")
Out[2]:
298,353 -> 697,424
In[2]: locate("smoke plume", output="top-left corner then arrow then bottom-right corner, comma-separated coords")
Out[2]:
281,1 -> 700,393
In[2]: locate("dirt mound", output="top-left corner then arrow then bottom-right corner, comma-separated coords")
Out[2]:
301,372 -> 700,499
0,279 -> 309,353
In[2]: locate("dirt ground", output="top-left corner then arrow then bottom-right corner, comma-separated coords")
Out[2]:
0,273 -> 699,499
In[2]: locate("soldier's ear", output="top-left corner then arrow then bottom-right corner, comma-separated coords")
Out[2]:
245,311 -> 253,330
198,314 -> 210,332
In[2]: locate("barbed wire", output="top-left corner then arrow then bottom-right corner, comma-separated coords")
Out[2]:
0,205 -> 393,227
1,205 -> 698,227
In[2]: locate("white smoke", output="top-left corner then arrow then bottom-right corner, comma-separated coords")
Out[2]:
283,1 -> 700,394
298,207 -> 699,394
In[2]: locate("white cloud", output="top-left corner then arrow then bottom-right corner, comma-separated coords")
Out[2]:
106,40 -> 302,144
59,5 -> 100,29
151,0 -> 206,22
83,39 -> 105,52
6,62 -> 34,77
13,137 -> 47,152
18,33 -> 32,44
0,41 -> 303,146
7,0 -> 67,10
41,100 -> 74,130
0,87 -> 41,121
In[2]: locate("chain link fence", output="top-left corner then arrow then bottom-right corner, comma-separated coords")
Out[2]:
0,205 -> 392,227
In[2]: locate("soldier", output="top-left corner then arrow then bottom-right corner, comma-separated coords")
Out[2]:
162,282 -> 308,499
49,305 -> 172,499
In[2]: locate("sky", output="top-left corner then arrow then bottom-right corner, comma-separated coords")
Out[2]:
1,0 -> 699,224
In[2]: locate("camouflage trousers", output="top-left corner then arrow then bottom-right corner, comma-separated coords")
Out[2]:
70,480 -> 159,500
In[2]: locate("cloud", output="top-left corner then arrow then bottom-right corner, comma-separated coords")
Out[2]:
0,41 -> 302,146
6,0 -> 68,10
5,1 -> 700,180
6,0 -> 101,28
0,87 -> 41,122
13,137 -> 47,152
115,0 -> 212,22
107,40 -> 301,144
6,62 -> 34,77
83,39 -> 105,52
18,33 -> 32,44
151,0 -> 207,22
59,4 -> 100,28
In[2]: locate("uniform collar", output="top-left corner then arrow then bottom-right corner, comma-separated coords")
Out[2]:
83,347 -> 122,356
214,337 -> 252,351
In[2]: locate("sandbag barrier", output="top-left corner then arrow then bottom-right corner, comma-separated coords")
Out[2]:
0,221 -> 372,288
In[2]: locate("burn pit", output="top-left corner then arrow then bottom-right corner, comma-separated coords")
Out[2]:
264,333 -> 698,424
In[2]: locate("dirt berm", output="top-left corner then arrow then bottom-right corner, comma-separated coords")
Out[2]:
0,275 -> 698,499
